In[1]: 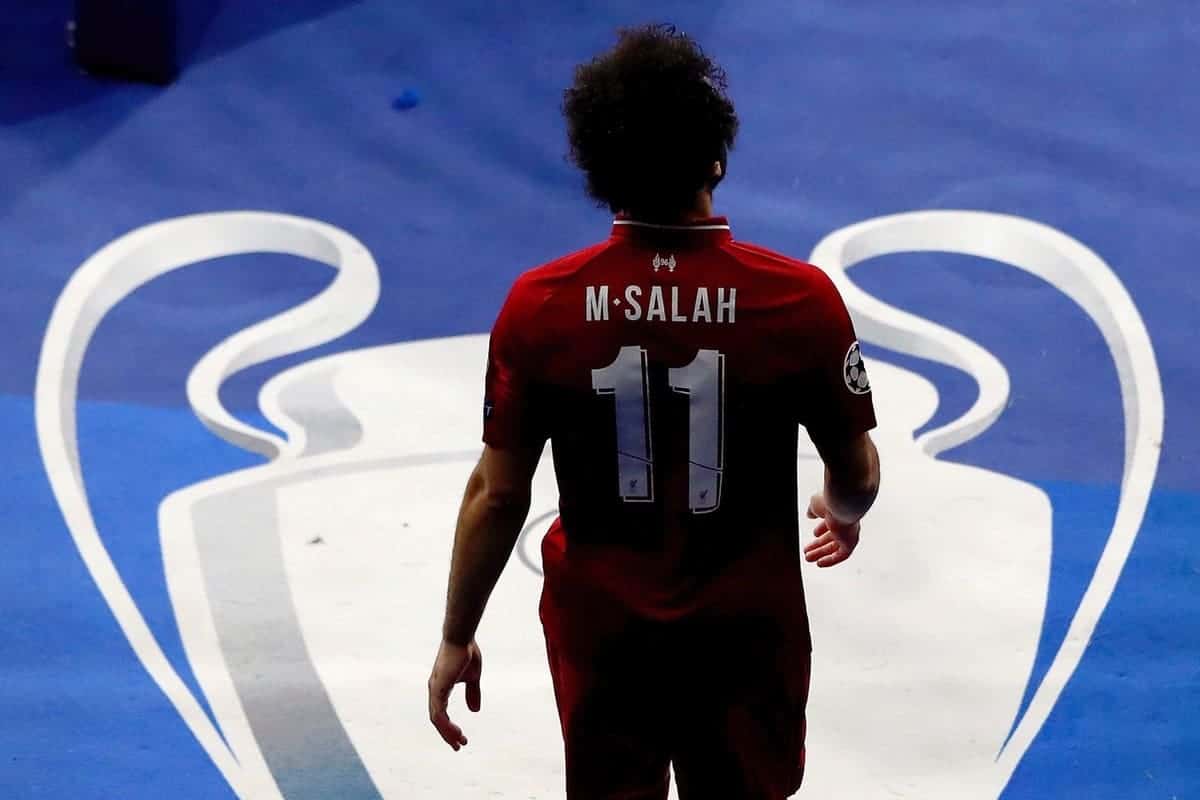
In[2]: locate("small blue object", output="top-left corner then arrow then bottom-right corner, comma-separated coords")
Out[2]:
392,89 -> 421,111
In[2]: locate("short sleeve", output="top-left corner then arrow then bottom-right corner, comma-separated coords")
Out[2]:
482,281 -> 547,450
799,273 -> 877,442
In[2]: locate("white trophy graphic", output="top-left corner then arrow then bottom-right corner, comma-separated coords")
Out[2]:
36,211 -> 1162,799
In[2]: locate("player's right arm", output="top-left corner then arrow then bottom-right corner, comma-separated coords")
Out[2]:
813,430 -> 880,526
796,269 -> 881,567
803,430 -> 880,568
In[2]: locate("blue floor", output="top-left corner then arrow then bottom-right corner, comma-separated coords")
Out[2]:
2,1 -> 1197,797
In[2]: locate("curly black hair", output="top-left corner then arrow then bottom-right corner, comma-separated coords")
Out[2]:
563,24 -> 739,221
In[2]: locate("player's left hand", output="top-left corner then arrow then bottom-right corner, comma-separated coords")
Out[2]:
428,638 -> 483,751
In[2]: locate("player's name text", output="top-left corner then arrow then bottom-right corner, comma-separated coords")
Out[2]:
585,285 -> 736,324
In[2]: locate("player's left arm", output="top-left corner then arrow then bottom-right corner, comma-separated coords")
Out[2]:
428,441 -> 540,750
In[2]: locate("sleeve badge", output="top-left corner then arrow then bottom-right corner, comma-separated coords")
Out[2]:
843,341 -> 871,395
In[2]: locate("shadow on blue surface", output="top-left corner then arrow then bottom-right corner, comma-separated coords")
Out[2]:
0,0 -> 364,224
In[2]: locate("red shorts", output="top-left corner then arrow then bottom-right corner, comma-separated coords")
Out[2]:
540,566 -> 812,799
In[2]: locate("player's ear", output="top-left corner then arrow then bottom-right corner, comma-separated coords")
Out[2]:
709,152 -> 727,190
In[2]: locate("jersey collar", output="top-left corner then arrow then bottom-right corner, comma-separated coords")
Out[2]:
611,215 -> 733,246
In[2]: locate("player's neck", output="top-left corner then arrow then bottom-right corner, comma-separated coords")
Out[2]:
625,191 -> 716,226
684,191 -> 716,221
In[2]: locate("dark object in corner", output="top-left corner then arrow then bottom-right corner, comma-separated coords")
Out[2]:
72,0 -> 177,85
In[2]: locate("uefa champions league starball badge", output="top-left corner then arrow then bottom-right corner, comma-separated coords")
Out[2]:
843,341 -> 870,394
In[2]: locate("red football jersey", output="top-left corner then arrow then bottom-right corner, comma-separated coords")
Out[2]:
483,217 -> 876,643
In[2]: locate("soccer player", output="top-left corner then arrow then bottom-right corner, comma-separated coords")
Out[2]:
428,23 -> 880,799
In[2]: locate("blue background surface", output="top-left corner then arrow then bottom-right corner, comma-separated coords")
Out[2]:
2,1 -> 1197,797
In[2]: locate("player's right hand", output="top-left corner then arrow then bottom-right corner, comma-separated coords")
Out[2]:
804,493 -> 860,568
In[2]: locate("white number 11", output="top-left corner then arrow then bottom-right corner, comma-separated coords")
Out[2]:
591,347 -> 726,513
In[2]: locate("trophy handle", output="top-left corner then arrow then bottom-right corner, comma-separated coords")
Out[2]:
35,212 -> 380,797
811,210 -> 1163,780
